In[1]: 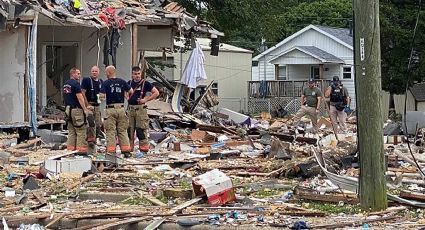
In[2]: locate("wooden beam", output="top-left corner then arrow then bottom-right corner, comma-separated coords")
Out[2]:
319,64 -> 324,79
132,23 -> 138,66
275,64 -> 279,80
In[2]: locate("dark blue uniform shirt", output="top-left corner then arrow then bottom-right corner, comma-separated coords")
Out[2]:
100,78 -> 131,105
128,80 -> 154,105
63,79 -> 82,108
81,77 -> 102,105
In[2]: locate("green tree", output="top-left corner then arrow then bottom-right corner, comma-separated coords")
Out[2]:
177,0 -> 425,93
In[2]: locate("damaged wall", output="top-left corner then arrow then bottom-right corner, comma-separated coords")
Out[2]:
0,27 -> 26,122
145,40 -> 252,112
36,22 -> 132,106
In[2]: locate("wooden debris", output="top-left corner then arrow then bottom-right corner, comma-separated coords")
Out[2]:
91,217 -> 149,230
167,197 -> 203,215
294,186 -> 359,204
312,215 -> 397,229
137,191 -> 167,206
400,190 -> 425,202
144,218 -> 165,230
45,213 -> 67,228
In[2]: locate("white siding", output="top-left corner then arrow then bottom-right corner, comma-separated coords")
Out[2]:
252,66 -> 259,81
148,50 -> 252,112
418,102 -> 425,112
0,27 -> 26,122
280,29 -> 352,62
287,65 -> 310,80
271,49 -> 322,65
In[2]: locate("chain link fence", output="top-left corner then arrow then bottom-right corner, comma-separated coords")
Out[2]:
248,97 -> 328,116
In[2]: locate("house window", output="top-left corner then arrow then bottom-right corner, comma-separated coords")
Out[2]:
311,66 -> 320,79
252,61 -> 259,67
278,66 -> 287,80
212,83 -> 218,95
343,66 -> 352,79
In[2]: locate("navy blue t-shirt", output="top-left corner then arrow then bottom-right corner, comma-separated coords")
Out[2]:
63,79 -> 82,108
128,80 -> 154,105
100,78 -> 131,105
81,77 -> 102,105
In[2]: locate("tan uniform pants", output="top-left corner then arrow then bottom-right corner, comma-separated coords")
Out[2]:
87,105 -> 102,142
66,108 -> 88,153
104,106 -> 131,153
294,106 -> 319,131
127,105 -> 150,149
329,105 -> 347,133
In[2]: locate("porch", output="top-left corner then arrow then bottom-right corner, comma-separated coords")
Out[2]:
248,80 -> 331,98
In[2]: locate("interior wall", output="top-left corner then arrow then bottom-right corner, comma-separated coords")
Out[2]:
0,27 -> 26,122
37,24 -> 132,106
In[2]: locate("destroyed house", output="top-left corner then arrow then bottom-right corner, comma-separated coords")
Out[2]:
0,0 -> 221,137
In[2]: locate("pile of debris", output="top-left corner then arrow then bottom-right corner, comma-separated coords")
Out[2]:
2,104 -> 425,229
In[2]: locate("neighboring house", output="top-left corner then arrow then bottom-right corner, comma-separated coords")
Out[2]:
0,0 -> 220,134
145,38 -> 253,112
393,83 -> 425,114
250,24 -> 355,113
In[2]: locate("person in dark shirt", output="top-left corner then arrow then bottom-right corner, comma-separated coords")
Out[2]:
63,67 -> 89,154
127,66 -> 159,153
81,65 -> 103,146
100,65 -> 133,156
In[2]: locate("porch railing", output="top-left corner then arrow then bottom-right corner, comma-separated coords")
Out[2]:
248,80 -> 331,98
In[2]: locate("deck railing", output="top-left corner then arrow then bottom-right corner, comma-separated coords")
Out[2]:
248,80 -> 331,98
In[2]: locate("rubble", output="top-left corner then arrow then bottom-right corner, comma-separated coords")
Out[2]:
1,105 -> 425,229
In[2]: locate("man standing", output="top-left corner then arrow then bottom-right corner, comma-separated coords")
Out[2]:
100,66 -> 133,156
63,67 -> 90,154
81,66 -> 103,145
293,79 -> 322,132
325,76 -> 350,133
127,66 -> 159,153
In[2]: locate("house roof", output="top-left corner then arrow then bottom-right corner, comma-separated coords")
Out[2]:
196,38 -> 253,53
410,83 -> 425,102
0,0 -> 222,36
253,24 -> 353,61
287,46 -> 344,63
315,25 -> 353,47
145,38 -> 253,57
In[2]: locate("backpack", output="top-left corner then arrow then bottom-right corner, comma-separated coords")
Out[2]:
330,86 -> 346,111
330,86 -> 345,103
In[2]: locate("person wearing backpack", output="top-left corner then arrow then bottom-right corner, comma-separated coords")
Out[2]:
325,76 -> 350,133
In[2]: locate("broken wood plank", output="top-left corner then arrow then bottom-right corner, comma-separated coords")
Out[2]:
66,174 -> 96,191
167,197 -> 203,215
294,186 -> 359,204
73,220 -> 117,230
45,213 -> 67,228
8,138 -> 40,149
196,124 -> 237,135
32,191 -> 47,206
400,190 -> 425,202
312,215 -> 397,229
137,191 -> 167,207
143,218 -> 165,230
91,217 -> 149,230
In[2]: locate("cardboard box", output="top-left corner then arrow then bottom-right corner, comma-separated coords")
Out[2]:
192,169 -> 236,206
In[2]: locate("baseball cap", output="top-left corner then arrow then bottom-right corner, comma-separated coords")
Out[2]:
308,78 -> 315,83
332,76 -> 340,82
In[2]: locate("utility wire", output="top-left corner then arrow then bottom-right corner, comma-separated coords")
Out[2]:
403,0 -> 425,178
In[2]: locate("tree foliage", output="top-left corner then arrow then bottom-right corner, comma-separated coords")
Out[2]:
176,0 -> 425,93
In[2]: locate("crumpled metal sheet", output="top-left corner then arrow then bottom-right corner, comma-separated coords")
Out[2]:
312,147 -> 425,208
